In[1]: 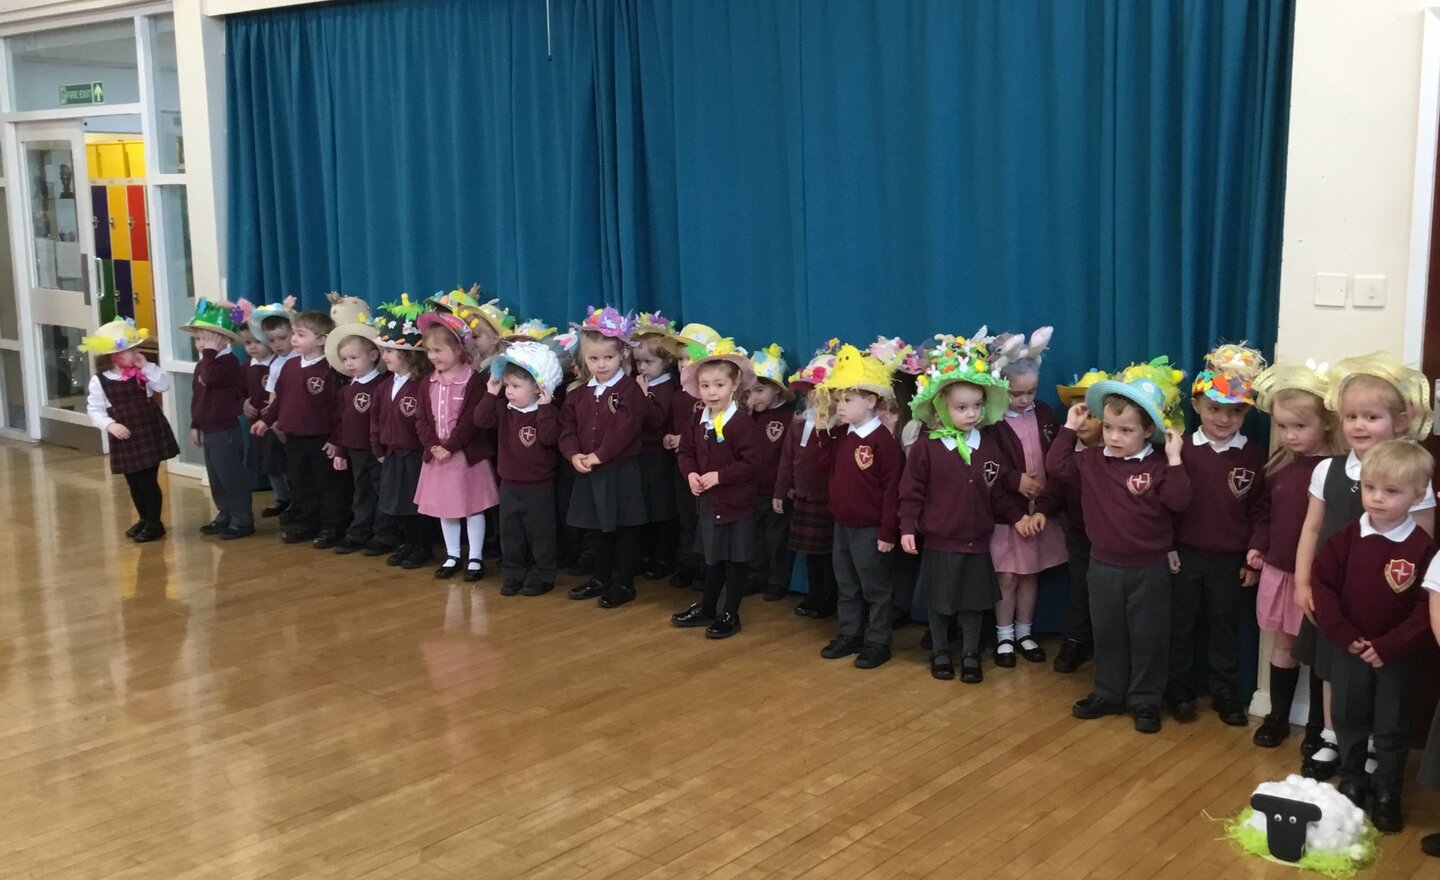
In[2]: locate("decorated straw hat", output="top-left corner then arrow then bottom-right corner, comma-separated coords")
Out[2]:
80,317 -> 149,354
179,297 -> 246,342
1086,356 -> 1187,443
326,292 -> 372,327
573,305 -> 636,342
663,322 -> 720,357
868,337 -> 925,376
427,285 -> 514,338
371,295 -> 426,350
1056,369 -> 1111,408
1251,360 -> 1331,414
491,340 -> 565,397
1324,352 -> 1434,439
1192,342 -> 1267,406
324,320 -> 382,373
505,318 -> 558,343
417,311 -> 474,350
681,337 -> 757,398
910,334 -> 1010,430
788,338 -> 842,389
750,343 -> 793,402
633,311 -> 677,339
247,295 -> 297,339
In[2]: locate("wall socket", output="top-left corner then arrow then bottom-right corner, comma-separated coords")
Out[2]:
1354,274 -> 1387,308
1313,272 -> 1348,308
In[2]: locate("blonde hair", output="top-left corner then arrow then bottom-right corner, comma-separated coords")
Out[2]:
1338,374 -> 1407,424
1359,438 -> 1433,494
635,334 -> 677,370
1265,388 -> 1340,475
574,330 -> 630,385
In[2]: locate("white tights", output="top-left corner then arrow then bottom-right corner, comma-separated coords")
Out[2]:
441,513 -> 487,564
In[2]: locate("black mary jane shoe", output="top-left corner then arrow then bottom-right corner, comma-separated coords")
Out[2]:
598,584 -> 636,608
1252,715 -> 1291,748
1302,746 -> 1340,781
434,557 -> 462,579
463,559 -> 484,583
386,544 -> 414,567
993,639 -> 1017,668
671,603 -> 716,628
125,520 -> 146,539
1299,725 -> 1323,759
567,579 -> 608,601
960,653 -> 983,684
930,651 -> 955,681
1017,635 -> 1046,663
705,612 -> 741,639
199,517 -> 229,536
133,522 -> 167,543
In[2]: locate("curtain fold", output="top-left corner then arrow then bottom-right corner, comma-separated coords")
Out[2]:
227,0 -> 1294,387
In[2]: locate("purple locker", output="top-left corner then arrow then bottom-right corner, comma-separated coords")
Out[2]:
91,185 -> 111,260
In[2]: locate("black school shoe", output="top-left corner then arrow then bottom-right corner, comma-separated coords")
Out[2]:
1017,635 -> 1046,663
820,635 -> 864,660
1133,704 -> 1162,734
1163,682 -> 1198,722
960,653 -> 983,684
281,528 -> 318,544
361,541 -> 394,557
854,643 -> 892,669
1372,789 -> 1404,834
1302,749 -> 1339,781
1213,690 -> 1250,727
463,559 -> 484,583
763,585 -> 789,602
1072,693 -> 1127,720
312,532 -> 343,550
598,584 -> 635,608
387,544 -> 414,566
993,639 -> 1017,668
520,582 -> 554,597
1300,725 -> 1324,759
133,522 -> 167,543
199,517 -> 229,535
434,557 -> 461,579
671,603 -> 715,628
1252,715 -> 1291,748
567,579 -> 608,601
1421,831 -> 1440,857
220,525 -> 255,540
1052,638 -> 1090,674
333,538 -> 365,555
125,520 -> 145,539
500,580 -> 524,597
1337,780 -> 1368,810
705,612 -> 741,639
262,500 -> 290,518
930,651 -> 955,681
400,545 -> 433,570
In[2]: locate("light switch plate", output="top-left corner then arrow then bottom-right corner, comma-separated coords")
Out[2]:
1313,272 -> 1348,308
1354,274 -> 1386,308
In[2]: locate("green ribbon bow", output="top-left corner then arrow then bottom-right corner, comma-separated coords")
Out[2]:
928,406 -> 972,464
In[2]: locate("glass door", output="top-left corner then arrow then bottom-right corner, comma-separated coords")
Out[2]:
16,122 -> 100,448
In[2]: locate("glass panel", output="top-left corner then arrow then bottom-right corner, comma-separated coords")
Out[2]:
169,372 -> 204,467
39,323 -> 87,412
0,188 -> 17,339
25,141 -> 83,292
0,349 -> 25,431
157,185 -> 195,363
150,16 -> 184,173
10,20 -> 140,112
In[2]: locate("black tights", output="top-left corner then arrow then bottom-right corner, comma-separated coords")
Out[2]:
123,465 -> 163,525
593,526 -> 641,589
805,553 -> 836,605
928,610 -> 983,656
399,515 -> 427,549
702,561 -> 748,617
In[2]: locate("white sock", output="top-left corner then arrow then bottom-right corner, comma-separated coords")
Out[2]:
1016,622 -> 1035,643
465,512 -> 486,562
1322,728 -> 1337,745
441,518 -> 462,559
997,624 -> 1016,653
1312,729 -> 1339,763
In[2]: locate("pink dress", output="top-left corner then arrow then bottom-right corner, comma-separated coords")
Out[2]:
989,410 -> 1069,574
413,366 -> 500,518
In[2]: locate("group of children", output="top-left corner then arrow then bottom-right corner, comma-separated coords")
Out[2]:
79,295 -> 1440,852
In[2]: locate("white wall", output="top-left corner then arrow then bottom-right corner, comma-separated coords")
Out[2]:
1275,0 -> 1434,364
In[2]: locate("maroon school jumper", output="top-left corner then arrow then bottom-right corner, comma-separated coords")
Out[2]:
829,424 -> 903,545
1044,427 -> 1192,568
899,427 -> 1027,552
775,416 -> 839,554
262,355 -> 345,438
1249,455 -> 1325,572
751,406 -> 791,498
641,376 -> 677,454
1174,433 -> 1268,554
559,374 -> 644,466
370,374 -> 423,458
190,349 -> 246,433
679,406 -> 761,524
245,358 -> 272,413
333,372 -> 386,461
1311,519 -> 1437,660
474,392 -> 561,485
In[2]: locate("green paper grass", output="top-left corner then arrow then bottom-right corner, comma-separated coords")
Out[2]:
1224,808 -> 1378,879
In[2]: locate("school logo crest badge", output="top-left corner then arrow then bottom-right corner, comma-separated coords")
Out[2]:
1127,472 -> 1152,495
398,396 -> 417,417
766,420 -> 784,443
982,460 -> 1000,486
1385,558 -> 1417,593
855,445 -> 874,470
353,393 -> 371,413
1042,423 -> 1057,443
608,393 -> 619,414
693,400 -> 705,414
306,376 -> 326,395
519,425 -> 537,448
1228,467 -> 1256,498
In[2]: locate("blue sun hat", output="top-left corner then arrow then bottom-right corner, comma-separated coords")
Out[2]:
1084,359 -> 1184,444
247,295 -> 297,339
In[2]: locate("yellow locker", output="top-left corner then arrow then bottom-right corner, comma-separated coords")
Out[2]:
107,186 -> 131,261
131,260 -> 155,335
123,141 -> 146,177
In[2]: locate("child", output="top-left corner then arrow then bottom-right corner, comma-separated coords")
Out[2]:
1168,343 -> 1269,726
429,286 -> 514,371
561,307 -> 650,607
81,319 -> 179,542
1247,363 -> 1339,748
1046,363 -> 1190,733
1292,353 -> 1435,779
775,347 -> 841,619
414,311 -> 499,582
250,298 -> 297,519
990,327 -> 1068,667
670,339 -> 761,637
237,323 -> 283,511
182,299 -> 253,539
252,309 -> 351,546
870,336 -> 926,624
815,345 -> 903,669
633,313 -> 682,580
1310,439 -> 1436,833
1417,560 -> 1440,857
900,336 -> 1032,682
326,318 -> 394,555
1050,369 -> 1109,673
476,341 -> 563,596
747,344 -> 795,601
664,322 -> 721,589
370,297 -> 434,570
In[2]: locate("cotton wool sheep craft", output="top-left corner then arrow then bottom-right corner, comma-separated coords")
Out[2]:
1225,776 -> 1378,878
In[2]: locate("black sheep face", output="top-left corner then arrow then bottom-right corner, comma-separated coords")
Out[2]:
1251,793 -> 1323,863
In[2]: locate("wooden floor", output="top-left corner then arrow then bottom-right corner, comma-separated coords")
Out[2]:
2,440 -> 1437,879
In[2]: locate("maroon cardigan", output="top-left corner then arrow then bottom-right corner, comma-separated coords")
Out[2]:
679,406 -> 761,524
414,370 -> 496,465
994,401 -> 1064,516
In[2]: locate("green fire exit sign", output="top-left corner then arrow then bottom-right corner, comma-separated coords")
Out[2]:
59,82 -> 105,106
